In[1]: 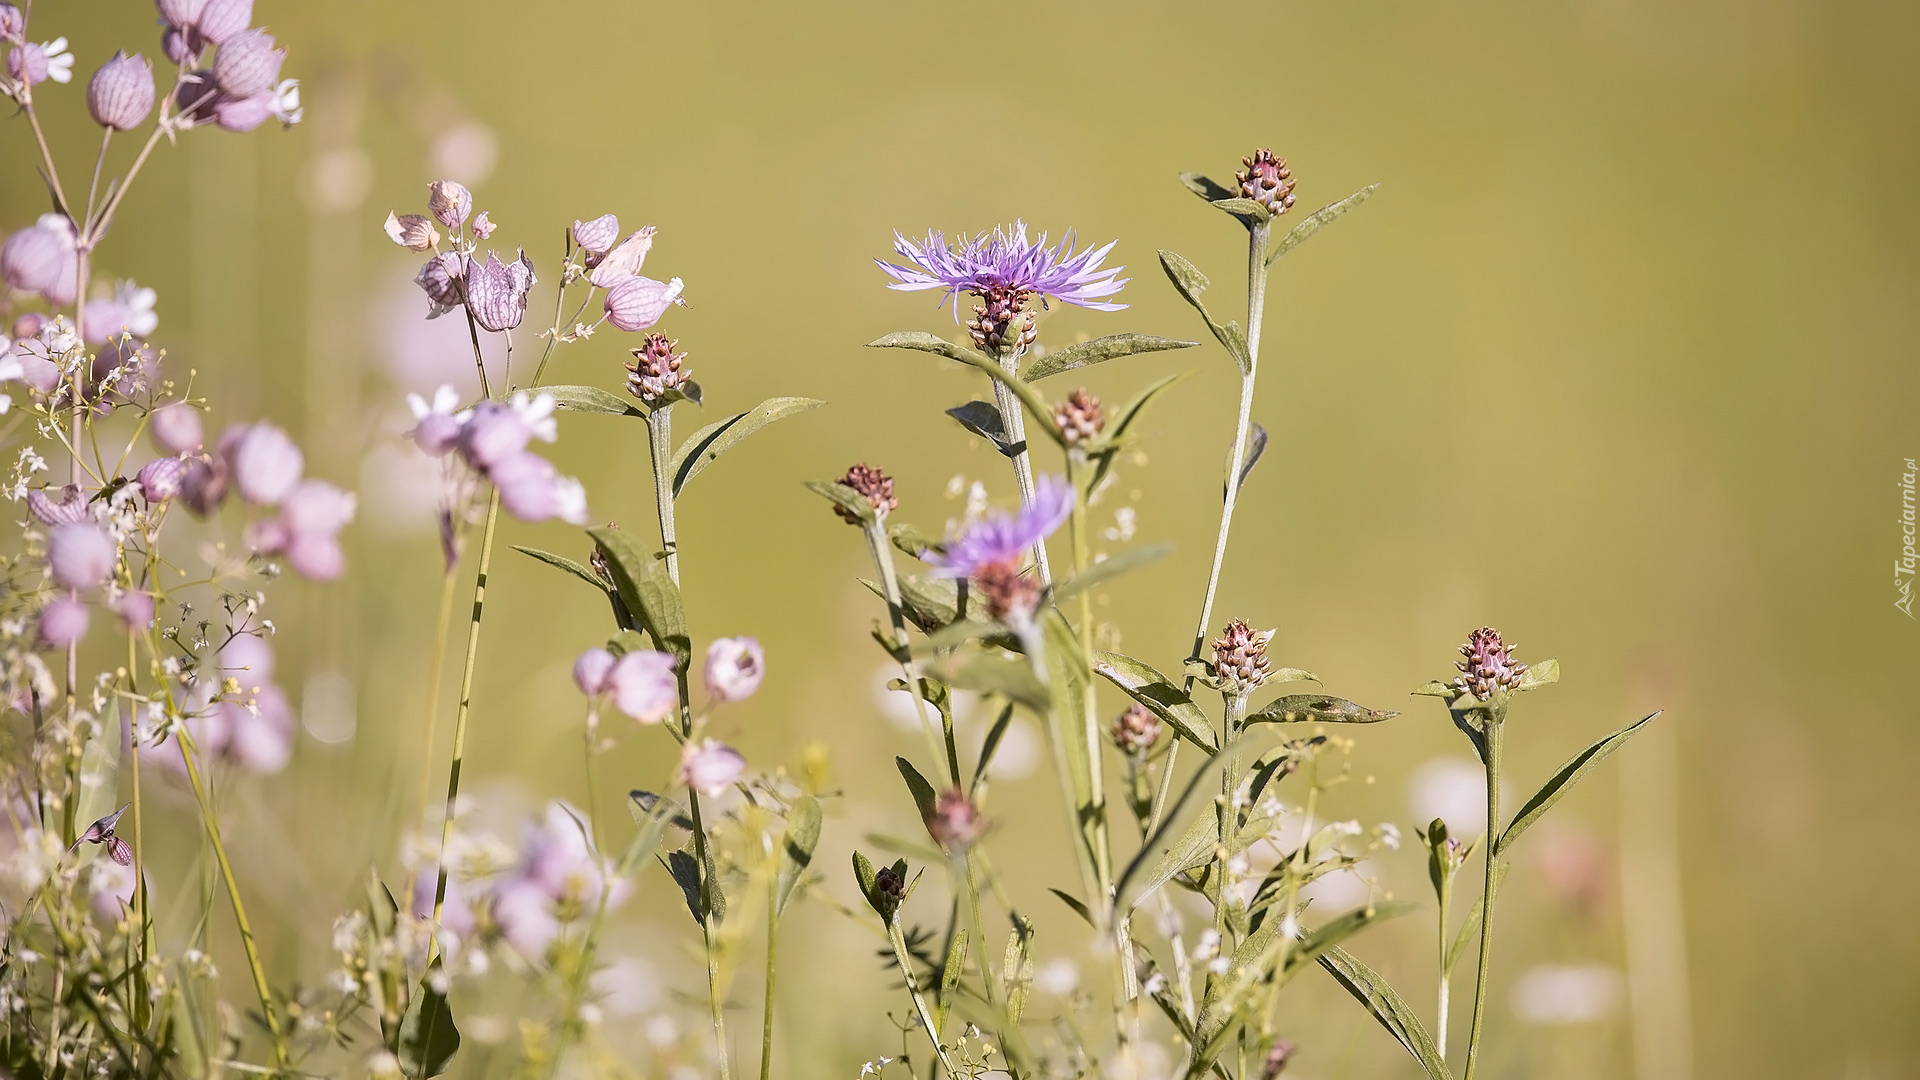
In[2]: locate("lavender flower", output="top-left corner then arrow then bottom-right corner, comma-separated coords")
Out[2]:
223,422 -> 304,505
608,649 -> 678,724
86,52 -> 155,130
488,452 -> 587,525
211,92 -> 269,132
48,522 -> 116,589
679,738 -> 746,796
161,25 -> 206,65
262,479 -> 356,580
0,4 -> 21,45
8,38 -> 74,86
211,27 -> 282,99
878,222 -> 1128,351
150,402 -> 204,454
414,252 -> 464,318
110,589 -> 155,630
926,474 -> 1073,578
470,210 -> 494,239
458,393 -> 556,470
463,250 -> 535,332
195,0 -> 251,44
603,275 -> 684,332
80,282 -> 159,344
155,0 -> 208,31
405,385 -> 464,456
573,648 -> 616,696
702,637 -> 764,704
38,593 -> 89,647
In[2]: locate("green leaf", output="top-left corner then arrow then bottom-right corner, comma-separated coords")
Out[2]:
865,330 -> 980,365
512,545 -> 603,592
541,383 -> 645,417
589,526 -> 689,665
614,795 -> 676,879
1179,172 -> 1236,202
670,396 -> 825,497
936,652 -> 1049,714
1410,681 -> 1458,699
1158,250 -> 1251,373
74,714 -> 120,843
1518,657 -> 1561,691
398,960 -> 461,1077
1318,945 -> 1455,1080
972,703 -> 1015,794
775,796 -> 821,915
1210,196 -> 1274,225
852,850 -> 881,916
1022,334 -> 1200,382
1114,744 -> 1239,911
1266,184 -> 1382,267
1496,710 -> 1661,855
868,333 -> 1066,450
1244,694 -> 1399,726
1092,651 -> 1218,752
945,400 -> 1018,456
1228,423 -> 1268,498
889,522 -> 943,561
895,757 -> 939,820
1002,917 -> 1035,1022
665,849 -> 707,925
1053,543 -> 1173,602
1048,888 -> 1094,927
804,478 -> 877,526
937,927 -> 969,1026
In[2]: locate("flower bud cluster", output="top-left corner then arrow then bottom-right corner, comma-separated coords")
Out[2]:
1235,149 -> 1297,217
833,463 -> 898,524
1211,618 -> 1275,694
1054,388 -> 1105,446
624,334 -> 692,405
1112,703 -> 1162,758
158,0 -> 302,130
1454,625 -> 1526,700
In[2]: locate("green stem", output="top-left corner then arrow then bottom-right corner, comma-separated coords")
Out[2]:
989,352 -> 1051,586
429,492 -> 501,940
646,406 -> 679,581
1436,884 -> 1453,1059
1462,723 -> 1504,1080
689,791 -> 732,1080
889,921 -> 959,1077
415,567 -> 459,830
863,519 -> 955,784
759,864 -> 778,1080
1212,694 -> 1248,966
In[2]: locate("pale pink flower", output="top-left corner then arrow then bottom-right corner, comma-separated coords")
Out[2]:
586,227 -> 654,288
38,594 -> 89,647
609,650 -> 678,724
48,523 -> 117,589
678,739 -> 746,796
573,648 -> 616,696
703,637 -> 764,704
224,423 -> 303,505
150,403 -> 204,454
603,275 -> 684,332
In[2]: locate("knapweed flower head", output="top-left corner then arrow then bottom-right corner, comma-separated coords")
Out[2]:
925,787 -> 984,851
1235,149 -> 1297,217
833,463 -> 897,524
1454,625 -> 1526,701
678,738 -> 746,797
1054,388 -> 1105,446
879,222 -> 1128,353
703,637 -> 764,704
927,474 -> 1073,580
1211,618 -> 1274,694
624,334 -> 690,405
1112,703 -> 1162,758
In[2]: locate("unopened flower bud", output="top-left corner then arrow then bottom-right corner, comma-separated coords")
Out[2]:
873,864 -> 908,909
623,334 -> 690,404
87,52 -> 155,130
212,92 -> 270,132
573,648 -> 616,696
967,284 -> 1035,353
463,250 -> 535,332
1112,703 -> 1161,758
414,252 -> 464,317
678,738 -> 746,796
1053,388 -> 1105,446
427,180 -> 472,229
39,594 -> 90,648
136,456 -> 187,501
211,28 -> 282,99
924,787 -> 984,851
603,275 -> 683,332
150,402 -> 204,454
833,463 -> 897,524
383,212 -> 439,253
703,637 -> 764,704
1235,149 -> 1297,217
607,649 -> 678,723
155,0 -> 207,29
573,214 -> 619,260
161,25 -> 206,64
27,485 -> 88,527
223,422 -> 303,506
111,589 -> 155,631
48,522 -> 117,589
471,210 -> 494,239
179,456 -> 229,516
586,227 -> 654,287
0,5 -> 22,44
2,226 -> 64,293
973,559 -> 1041,623
1211,618 -> 1274,693
1453,626 -> 1526,701
195,0 -> 250,43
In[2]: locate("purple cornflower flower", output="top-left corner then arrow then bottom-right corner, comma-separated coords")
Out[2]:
878,222 -> 1128,350
926,474 -> 1073,578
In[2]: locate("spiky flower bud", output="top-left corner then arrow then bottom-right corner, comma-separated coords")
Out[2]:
211,27 -> 282,99
1112,703 -> 1161,758
1211,618 -> 1274,694
1453,625 -> 1525,701
426,179 -> 472,230
1054,388 -> 1105,446
833,463 -> 897,523
967,284 -> 1035,354
161,25 -> 206,64
383,212 -> 439,253
624,334 -> 690,404
873,864 -> 908,907
973,560 -> 1041,624
925,787 -> 984,851
1235,149 -> 1297,217
87,52 -> 155,130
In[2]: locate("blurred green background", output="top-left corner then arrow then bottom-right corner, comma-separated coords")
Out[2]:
7,0 -> 1918,1076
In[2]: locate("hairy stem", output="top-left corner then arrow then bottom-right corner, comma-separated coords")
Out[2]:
1436,883 -> 1453,1059
990,354 -> 1051,585
1462,723 -> 1504,1080
863,519 -> 954,784
689,792 -> 732,1080
646,407 -> 680,581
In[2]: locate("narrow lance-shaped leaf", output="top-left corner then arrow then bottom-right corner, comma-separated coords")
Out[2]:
1317,945 -> 1455,1080
1179,172 -> 1237,202
1497,710 -> 1661,855
867,333 -> 1066,449
775,795 -> 821,915
671,396 -> 825,497
1244,694 -> 1399,726
1053,542 -> 1173,602
895,756 -> 938,820
1228,423 -> 1268,498
399,960 -> 461,1078
804,479 -> 875,526
540,383 -> 646,417
945,400 -> 1019,457
587,526 -> 689,665
512,545 -> 603,591
1266,184 -> 1382,266
1022,334 -> 1200,382
1157,250 -> 1251,373
1092,651 -> 1219,752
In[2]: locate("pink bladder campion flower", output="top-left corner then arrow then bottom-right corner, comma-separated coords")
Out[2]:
603,275 -> 684,333
48,522 -> 117,590
383,212 -> 439,253
211,27 -> 282,99
212,92 -> 270,133
2,225 -> 64,294
414,252 -> 465,319
9,37 -> 74,87
608,649 -> 678,724
136,457 -> 186,502
150,402 -> 204,454
427,180 -> 472,230
223,422 -> 303,505
195,0 -> 251,44
573,214 -> 619,264
586,227 -> 654,288
87,51 -> 155,130
27,485 -> 88,527
703,637 -> 764,704
458,393 -> 555,469
463,250 -> 535,333
471,210 -> 494,239
0,4 -> 23,44
679,739 -> 746,797
38,593 -> 90,648
257,479 -> 356,580
489,452 -> 587,525
405,385 -> 465,456
573,647 -> 617,696
110,589 -> 155,630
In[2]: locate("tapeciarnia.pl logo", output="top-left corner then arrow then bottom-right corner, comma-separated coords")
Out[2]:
1898,458 -> 1917,619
